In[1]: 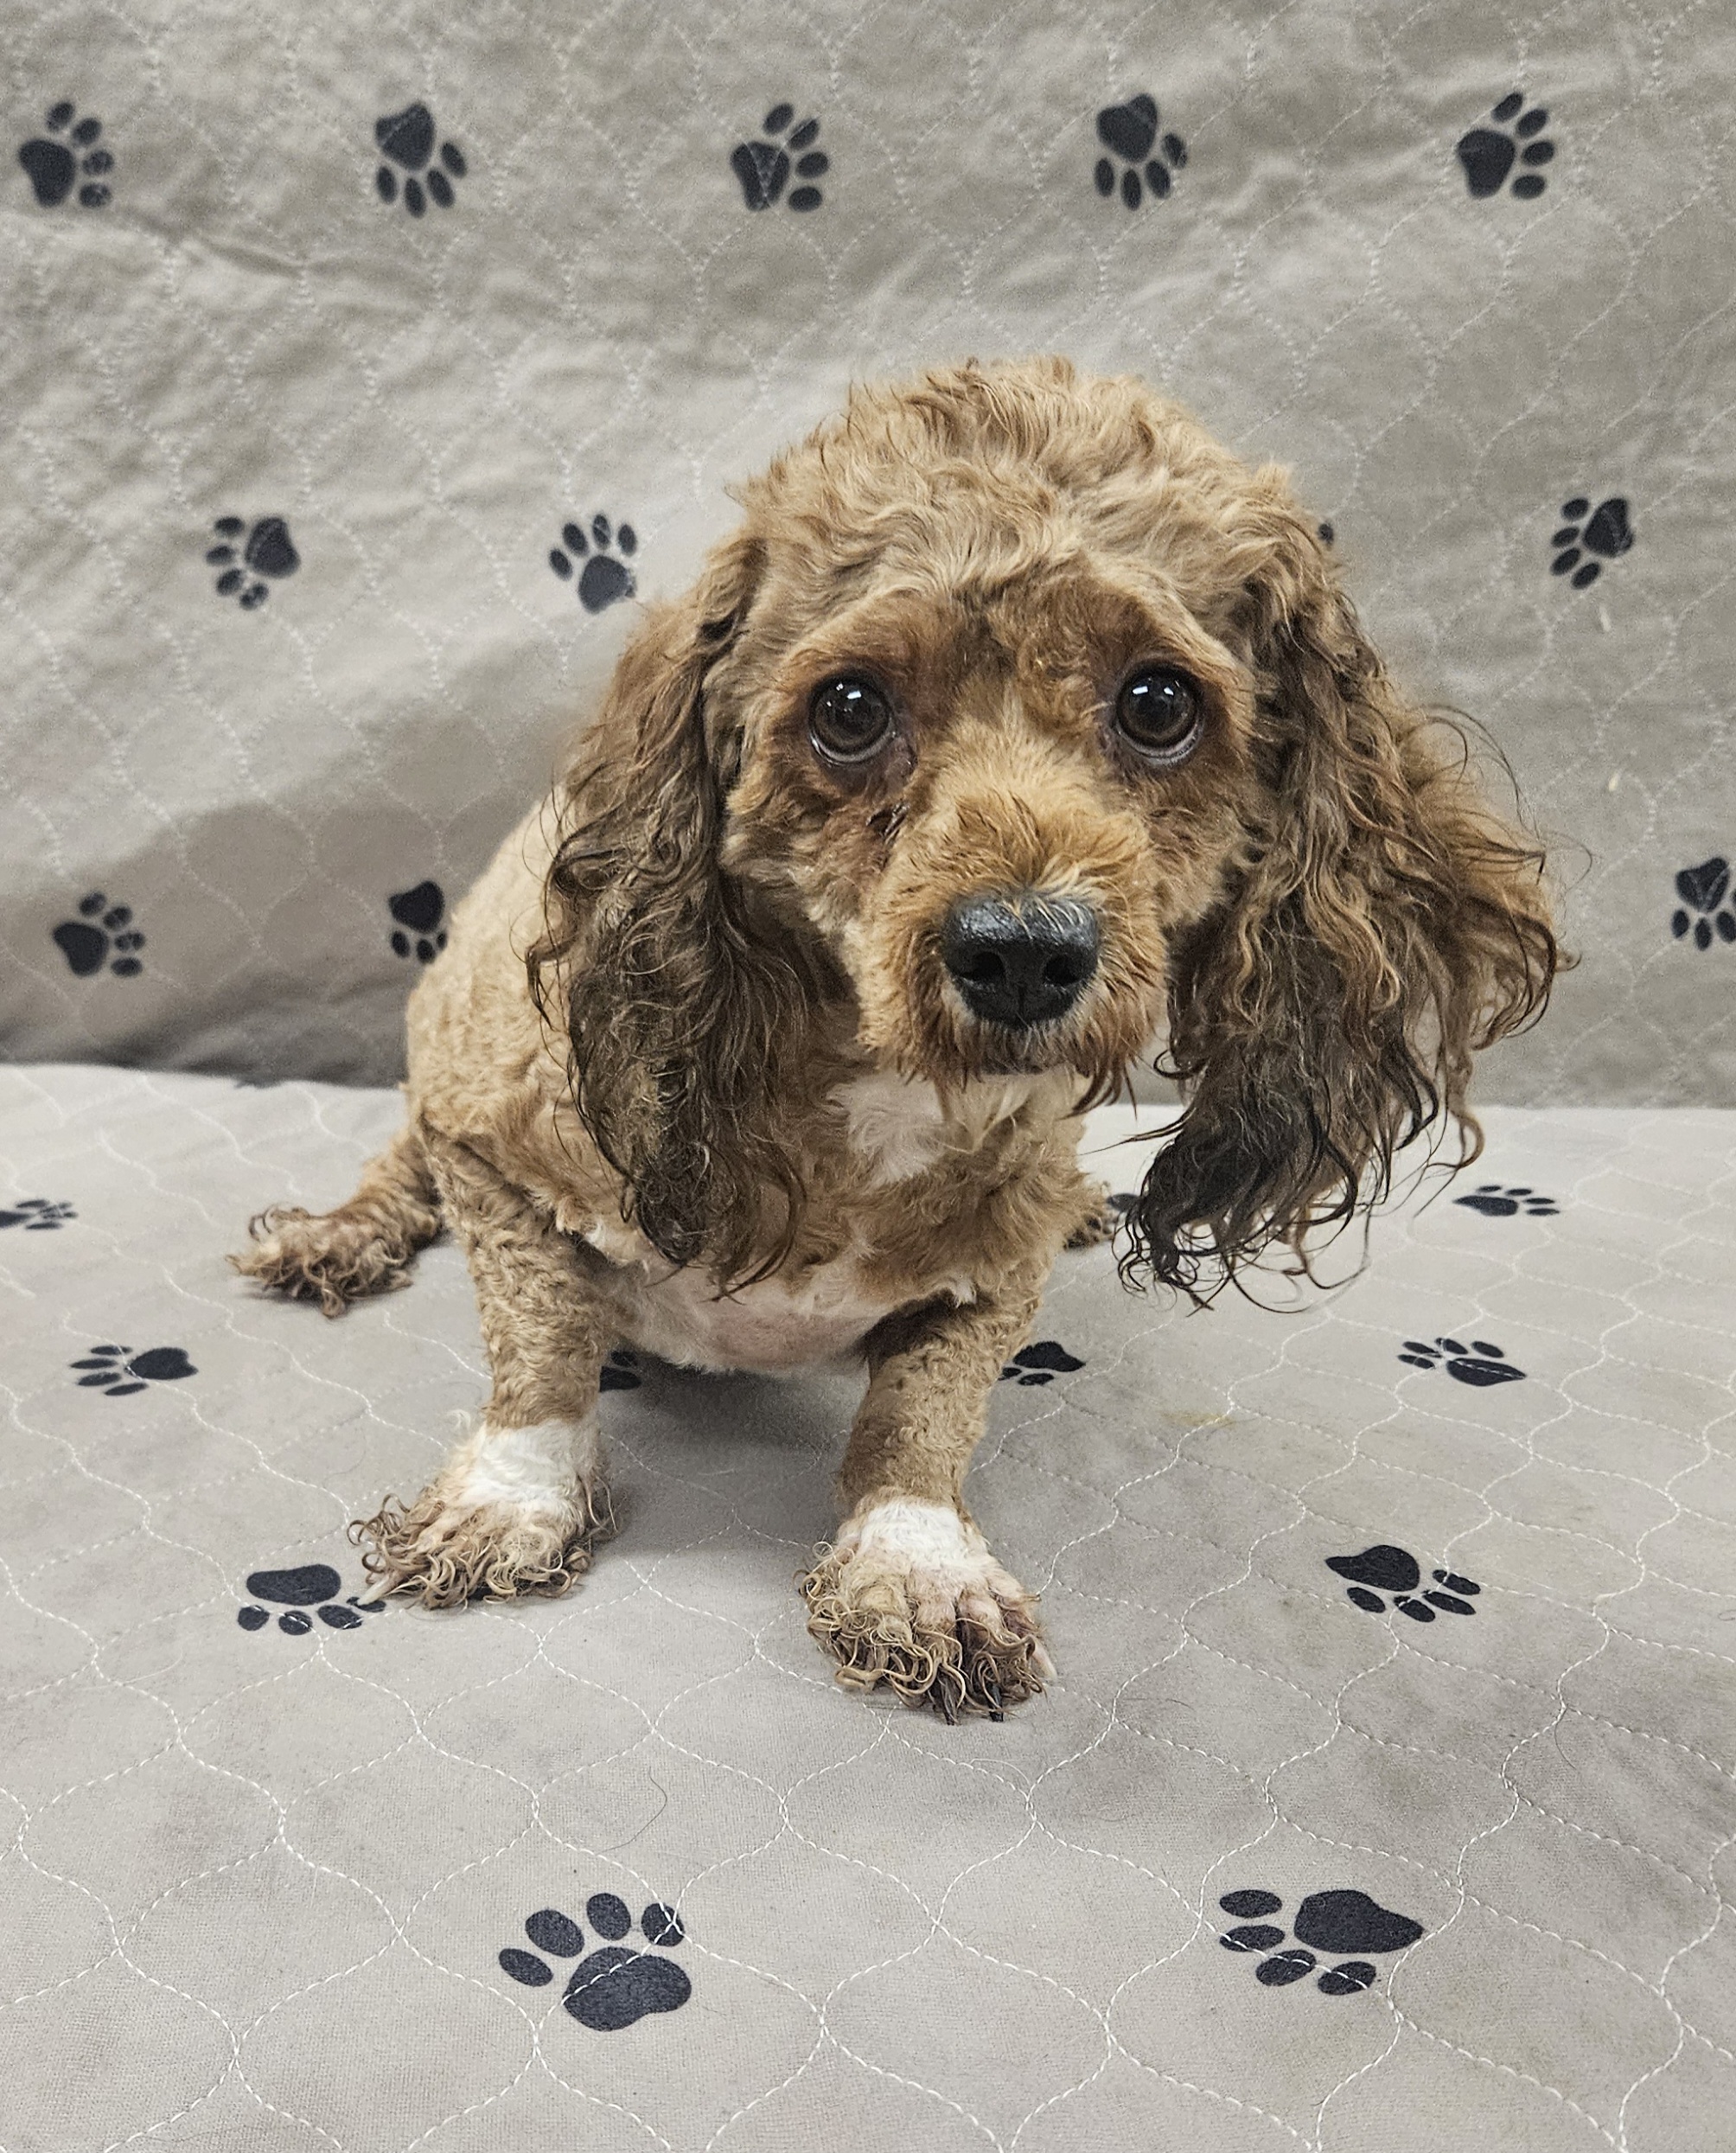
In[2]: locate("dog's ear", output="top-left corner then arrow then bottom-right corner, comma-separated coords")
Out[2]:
530,530 -> 816,1287
1123,499 -> 1560,1301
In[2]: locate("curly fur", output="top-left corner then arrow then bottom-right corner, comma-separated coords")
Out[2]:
352,1475 -> 611,1607
234,356 -> 1560,1710
231,1124 -> 442,1316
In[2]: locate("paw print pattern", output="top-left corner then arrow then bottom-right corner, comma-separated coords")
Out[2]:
731,105 -> 826,212
53,893 -> 145,978
375,104 -> 466,214
71,1345 -> 196,1397
237,1562 -> 384,1634
1398,1337 -> 1526,1386
1000,1340 -> 1084,1386
1551,496 -> 1632,589
1220,1888 -> 1423,1995
18,102 -> 113,208
1454,1183 -> 1559,1217
1456,93 -> 1554,199
1673,857 -> 1735,950
550,515 -> 637,613
207,515 -> 299,609
388,881 -> 448,963
0,1198 -> 75,1230
599,1348 -> 642,1393
1093,94 -> 1186,208
1326,1544 -> 1481,1621
500,1897 -> 692,2029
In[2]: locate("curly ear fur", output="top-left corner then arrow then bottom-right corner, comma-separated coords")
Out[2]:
527,533 -> 827,1288
1125,506 -> 1561,1302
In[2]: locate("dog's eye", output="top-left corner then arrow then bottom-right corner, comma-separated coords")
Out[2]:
1114,667 -> 1203,763
808,676 -> 896,763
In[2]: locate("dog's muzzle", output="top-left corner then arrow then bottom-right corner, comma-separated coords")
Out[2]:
941,891 -> 1101,1029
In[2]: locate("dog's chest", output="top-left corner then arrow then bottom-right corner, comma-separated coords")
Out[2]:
616,1255 -> 910,1374
568,1071 -> 1061,1376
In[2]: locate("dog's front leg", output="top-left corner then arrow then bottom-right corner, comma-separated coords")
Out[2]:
353,1129 -> 613,1606
802,1274 -> 1052,1719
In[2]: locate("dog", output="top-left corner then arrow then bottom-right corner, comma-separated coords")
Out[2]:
233,357 -> 1559,1719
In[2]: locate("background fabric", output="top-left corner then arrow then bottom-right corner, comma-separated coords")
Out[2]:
2,1069 -> 1733,2151
1,0 -> 1733,1098
5,7 -> 1736,2150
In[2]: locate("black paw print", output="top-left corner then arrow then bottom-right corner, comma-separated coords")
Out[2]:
207,515 -> 299,609
1673,857 -> 1734,950
71,1344 -> 196,1397
1219,1888 -> 1423,1995
238,1562 -> 384,1634
599,1348 -> 642,1393
1397,1336 -> 1526,1386
731,105 -> 826,213
0,1198 -> 75,1230
500,1897 -> 691,2030
1093,94 -> 1186,208
53,892 -> 144,978
1551,496 -> 1632,590
1454,1183 -> 1558,1218
1000,1340 -> 1084,1386
1326,1544 -> 1480,1621
551,515 -> 637,614
1456,94 -> 1553,199
375,103 -> 465,214
18,102 -> 113,208
388,880 -> 448,963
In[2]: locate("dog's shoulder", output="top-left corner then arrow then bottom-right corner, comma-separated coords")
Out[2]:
404,806 -> 597,1177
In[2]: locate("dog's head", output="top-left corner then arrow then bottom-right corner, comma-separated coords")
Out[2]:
533,359 -> 1559,1294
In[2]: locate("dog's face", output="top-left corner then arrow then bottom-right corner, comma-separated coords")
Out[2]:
713,464 -> 1267,1095
536,360 -> 1559,1294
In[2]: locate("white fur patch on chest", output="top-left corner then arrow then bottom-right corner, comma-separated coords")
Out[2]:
833,1070 -> 1054,1185
833,1071 -> 953,1183
620,1254 -> 902,1375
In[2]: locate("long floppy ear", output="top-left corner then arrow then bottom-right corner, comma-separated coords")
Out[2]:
1125,502 -> 1561,1302
527,529 -> 818,1288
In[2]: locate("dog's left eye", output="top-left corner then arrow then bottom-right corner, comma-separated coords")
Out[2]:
808,676 -> 896,763
1114,666 -> 1203,763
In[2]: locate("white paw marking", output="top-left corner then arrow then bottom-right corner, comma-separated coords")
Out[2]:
450,1415 -> 601,1514
841,1498 -> 983,1575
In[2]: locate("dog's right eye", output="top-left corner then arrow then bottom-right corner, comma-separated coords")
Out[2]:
808,676 -> 895,763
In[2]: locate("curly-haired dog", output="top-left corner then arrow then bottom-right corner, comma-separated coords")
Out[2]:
233,358 -> 1558,1718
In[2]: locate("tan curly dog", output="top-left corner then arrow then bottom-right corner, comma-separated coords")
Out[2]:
233,358 -> 1559,1719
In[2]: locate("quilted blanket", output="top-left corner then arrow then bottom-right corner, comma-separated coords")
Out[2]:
2,1066 -> 1732,2150
4,0 -> 1734,2145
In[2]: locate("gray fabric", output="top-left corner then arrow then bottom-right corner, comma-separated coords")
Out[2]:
2,1 -> 1733,1100
2,1064 -> 1732,2149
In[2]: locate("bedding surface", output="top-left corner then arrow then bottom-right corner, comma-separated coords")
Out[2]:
2,1064 -> 1731,2151
2,0 -> 1733,1101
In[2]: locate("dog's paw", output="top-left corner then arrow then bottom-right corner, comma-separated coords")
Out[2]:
352,1420 -> 610,1607
801,1498 -> 1050,1720
1064,1179 -> 1120,1249
231,1204 -> 418,1317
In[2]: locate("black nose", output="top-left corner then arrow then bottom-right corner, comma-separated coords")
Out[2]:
941,893 -> 1101,1029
